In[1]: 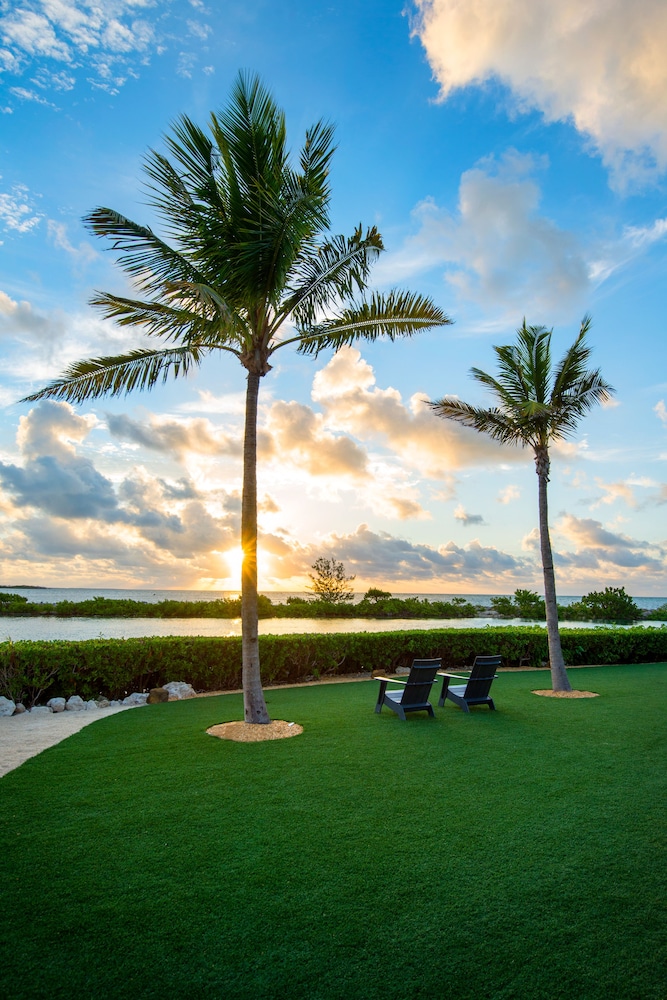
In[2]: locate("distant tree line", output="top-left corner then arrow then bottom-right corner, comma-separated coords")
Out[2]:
0,580 -> 662,622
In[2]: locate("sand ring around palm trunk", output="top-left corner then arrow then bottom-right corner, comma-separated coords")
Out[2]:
206,720 -> 303,742
532,690 -> 599,698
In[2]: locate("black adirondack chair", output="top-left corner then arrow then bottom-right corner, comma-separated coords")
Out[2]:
374,659 -> 441,720
437,654 -> 501,712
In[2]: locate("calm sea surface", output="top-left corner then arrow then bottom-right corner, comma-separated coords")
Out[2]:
0,587 -> 664,642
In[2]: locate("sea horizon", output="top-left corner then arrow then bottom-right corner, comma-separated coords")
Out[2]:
0,585 -> 664,610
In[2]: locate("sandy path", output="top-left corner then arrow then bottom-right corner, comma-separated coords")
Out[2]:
0,706 -> 136,778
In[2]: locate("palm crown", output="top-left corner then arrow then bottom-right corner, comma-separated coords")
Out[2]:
24,72 -> 448,404
430,317 -> 613,463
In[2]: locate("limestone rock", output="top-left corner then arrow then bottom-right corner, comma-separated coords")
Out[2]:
13,703 -> 26,714
0,696 -> 16,717
85,700 -> 98,710
122,692 -> 148,706
66,695 -> 86,711
96,698 -> 110,709
109,700 -> 122,708
163,681 -> 196,700
147,687 -> 169,704
395,667 -> 411,676
30,705 -> 52,714
47,697 -> 66,713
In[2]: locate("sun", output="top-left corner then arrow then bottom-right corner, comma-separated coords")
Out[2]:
223,548 -> 244,590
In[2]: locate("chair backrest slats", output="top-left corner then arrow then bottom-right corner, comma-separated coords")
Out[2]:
464,655 -> 501,700
401,659 -> 441,705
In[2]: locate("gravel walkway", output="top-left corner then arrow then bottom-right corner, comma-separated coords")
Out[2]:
0,706 -> 136,778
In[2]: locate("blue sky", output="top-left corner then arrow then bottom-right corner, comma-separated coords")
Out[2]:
0,0 -> 666,595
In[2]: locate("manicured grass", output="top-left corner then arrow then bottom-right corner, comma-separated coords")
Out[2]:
1,665 -> 666,999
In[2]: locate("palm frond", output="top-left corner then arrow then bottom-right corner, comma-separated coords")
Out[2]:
429,398 -> 528,447
84,208 -> 208,294
88,290 -> 244,350
293,290 -> 451,356
279,226 -> 384,326
21,346 -> 209,405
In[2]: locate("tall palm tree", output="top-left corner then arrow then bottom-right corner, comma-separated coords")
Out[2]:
429,317 -> 613,692
22,72 -> 451,723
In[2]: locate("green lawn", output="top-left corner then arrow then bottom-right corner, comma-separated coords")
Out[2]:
1,665 -> 666,1000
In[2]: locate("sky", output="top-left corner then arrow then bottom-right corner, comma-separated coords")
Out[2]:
0,0 -> 666,596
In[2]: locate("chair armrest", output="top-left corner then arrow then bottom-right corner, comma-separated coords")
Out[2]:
437,671 -> 469,680
375,676 -> 407,685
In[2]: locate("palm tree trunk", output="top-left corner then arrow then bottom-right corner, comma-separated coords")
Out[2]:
241,371 -> 270,723
536,457 -> 571,692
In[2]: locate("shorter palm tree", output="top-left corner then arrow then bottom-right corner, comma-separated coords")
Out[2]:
430,317 -> 614,692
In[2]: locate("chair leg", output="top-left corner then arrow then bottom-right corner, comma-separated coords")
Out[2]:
438,675 -> 450,707
375,680 -> 388,713
488,699 -> 496,711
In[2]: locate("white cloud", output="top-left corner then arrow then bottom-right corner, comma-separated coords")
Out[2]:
0,401 -> 241,579
0,182 -> 42,234
413,0 -> 667,186
0,0 -> 157,95
47,219 -> 98,266
9,85 -> 58,107
106,412 -> 244,460
376,151 -> 589,318
311,346 -> 524,477
187,19 -> 210,40
556,513 -> 666,572
655,400 -> 667,424
264,522 -> 533,590
497,484 -> 520,505
0,290 -> 150,384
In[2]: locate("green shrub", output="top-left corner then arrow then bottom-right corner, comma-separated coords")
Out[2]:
561,587 -> 641,622
491,590 -> 546,619
0,625 -> 665,704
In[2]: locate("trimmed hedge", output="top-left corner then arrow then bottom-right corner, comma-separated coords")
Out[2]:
1,625 -> 666,706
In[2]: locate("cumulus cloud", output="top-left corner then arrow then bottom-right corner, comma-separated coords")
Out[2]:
412,0 -> 667,186
265,399 -> 368,479
0,290 -> 150,384
302,523 -> 530,587
259,521 -> 533,590
106,413 -> 245,460
376,151 -> 589,317
0,402 -> 241,574
555,513 -> 666,571
311,346 -> 519,477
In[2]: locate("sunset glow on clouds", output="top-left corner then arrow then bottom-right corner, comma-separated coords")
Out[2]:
1,0 -> 666,594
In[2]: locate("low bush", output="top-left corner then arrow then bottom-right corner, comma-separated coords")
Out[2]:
560,586 -> 642,622
0,624 -> 665,705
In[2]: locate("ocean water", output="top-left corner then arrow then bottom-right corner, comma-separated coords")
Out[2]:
0,587 -> 664,642
1,586 -> 665,609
